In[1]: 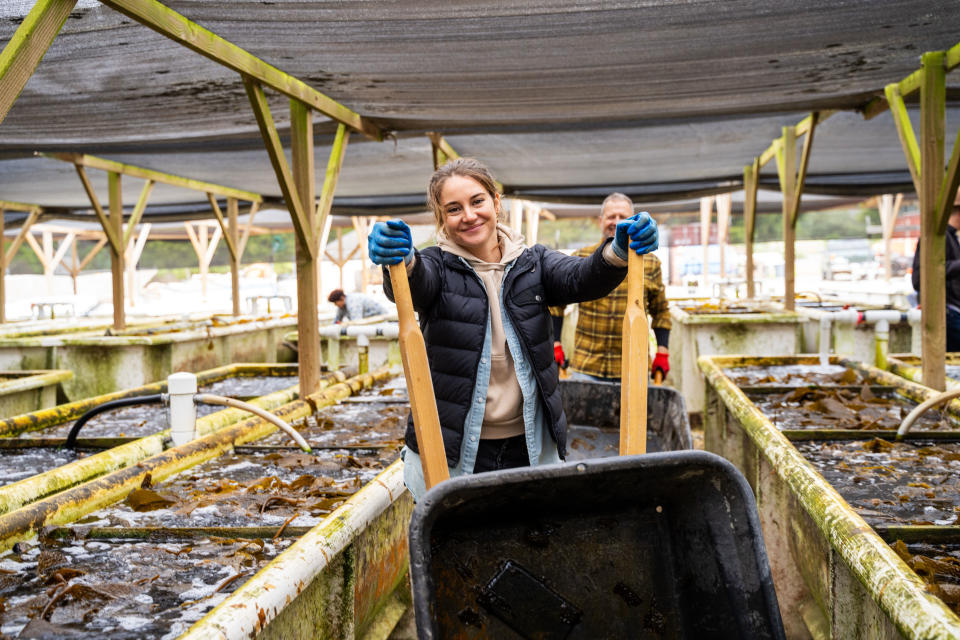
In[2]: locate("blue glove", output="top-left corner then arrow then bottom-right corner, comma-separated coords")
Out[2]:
613,212 -> 658,259
368,219 -> 413,265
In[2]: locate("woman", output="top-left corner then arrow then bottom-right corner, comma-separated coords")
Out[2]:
369,158 -> 657,500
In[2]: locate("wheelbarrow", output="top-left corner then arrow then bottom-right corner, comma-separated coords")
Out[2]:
408,450 -> 785,639
387,252 -> 785,639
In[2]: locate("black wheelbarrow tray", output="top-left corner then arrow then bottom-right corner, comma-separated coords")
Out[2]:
409,450 -> 785,639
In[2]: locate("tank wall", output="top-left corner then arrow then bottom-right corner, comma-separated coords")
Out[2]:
704,378 -> 915,640
674,316 -> 801,412
258,494 -> 414,640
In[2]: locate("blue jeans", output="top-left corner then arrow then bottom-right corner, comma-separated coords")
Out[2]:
948,308 -> 960,353
474,435 -> 529,473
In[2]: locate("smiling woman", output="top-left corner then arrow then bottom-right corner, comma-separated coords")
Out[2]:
367,158 -> 659,501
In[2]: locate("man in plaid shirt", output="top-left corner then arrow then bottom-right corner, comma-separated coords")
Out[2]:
550,193 -> 671,382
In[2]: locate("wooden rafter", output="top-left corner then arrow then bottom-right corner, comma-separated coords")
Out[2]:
0,0 -> 77,124
245,79 -> 311,255
206,193 -> 238,261
315,124 -> 351,239
48,153 -> 259,203
73,164 -> 123,252
121,179 -> 155,247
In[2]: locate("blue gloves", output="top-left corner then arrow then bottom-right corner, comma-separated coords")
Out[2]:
368,219 -> 413,265
613,212 -> 658,260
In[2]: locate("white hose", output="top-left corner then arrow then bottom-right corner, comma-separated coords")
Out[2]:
896,387 -> 960,439
193,393 -> 312,452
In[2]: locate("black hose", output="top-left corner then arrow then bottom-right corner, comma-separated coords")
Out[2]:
64,394 -> 166,450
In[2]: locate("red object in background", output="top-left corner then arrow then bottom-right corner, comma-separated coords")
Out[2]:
652,352 -> 670,378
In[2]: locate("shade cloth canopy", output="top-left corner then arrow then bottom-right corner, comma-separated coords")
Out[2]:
1,0 -> 958,218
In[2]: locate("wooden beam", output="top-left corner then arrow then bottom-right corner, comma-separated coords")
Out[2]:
122,178 -> 154,247
108,171 -> 125,330
699,196 -> 712,289
227,198 -> 241,316
289,98 -> 321,395
427,131 -> 460,169
879,193 -> 904,281
791,111 -> 818,225
245,79 -> 311,254
0,208 -> 4,324
50,231 -> 75,270
715,193 -> 731,279
5,209 -> 40,266
73,164 -> 123,252
351,216 -> 371,293
183,221 -> 202,257
238,201 -> 259,258
539,208 -> 556,221
744,159 -> 759,299
0,200 -> 41,213
206,193 -> 238,261
919,51 -> 947,391
48,153 -> 260,202
125,223 -> 150,308
315,124 -> 350,238
936,124 -> 960,232
526,203 -> 541,246
776,127 -> 798,311
202,225 -> 222,267
77,237 -> 108,272
98,0 -> 380,140
884,84 -> 921,189
0,0 -> 76,125
23,232 -> 48,269
759,137 -> 781,169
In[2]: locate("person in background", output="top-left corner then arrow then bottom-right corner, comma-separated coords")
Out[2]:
367,158 -> 658,501
550,192 -> 671,382
327,288 -> 388,324
912,188 -> 960,351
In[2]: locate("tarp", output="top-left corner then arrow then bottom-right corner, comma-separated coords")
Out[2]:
1,0 -> 958,217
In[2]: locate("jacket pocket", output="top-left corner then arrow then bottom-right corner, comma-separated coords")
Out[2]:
511,283 -> 546,307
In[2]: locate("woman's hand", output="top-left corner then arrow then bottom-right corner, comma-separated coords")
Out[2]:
369,219 -> 413,265
613,212 -> 658,259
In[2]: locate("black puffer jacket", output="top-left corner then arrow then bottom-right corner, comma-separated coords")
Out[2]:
383,239 -> 626,465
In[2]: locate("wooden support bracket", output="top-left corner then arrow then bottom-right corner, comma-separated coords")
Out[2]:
122,179 -> 155,247
245,79 -> 312,255
206,193 -> 238,262
0,0 -> 77,125
73,165 -> 123,252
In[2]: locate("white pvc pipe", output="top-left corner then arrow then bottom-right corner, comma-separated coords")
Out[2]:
317,323 -> 399,339
897,387 -> 960,439
193,393 -> 312,452
168,372 -> 198,446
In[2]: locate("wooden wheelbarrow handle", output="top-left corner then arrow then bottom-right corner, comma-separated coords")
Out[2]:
620,251 -> 648,455
389,262 -> 450,489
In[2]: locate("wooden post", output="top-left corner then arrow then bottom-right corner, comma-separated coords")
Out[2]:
228,198 -> 241,315
525,204 -> 540,246
879,194 -> 903,281
107,171 -> 125,330
744,160 -> 759,298
777,128 -> 797,311
920,52 -> 947,391
510,199 -> 523,236
70,237 -> 78,294
716,193 -> 731,281
352,216 -> 371,293
1,209 -> 40,323
290,99 -> 321,395
125,224 -> 150,307
699,196 -> 713,290
0,208 -> 5,324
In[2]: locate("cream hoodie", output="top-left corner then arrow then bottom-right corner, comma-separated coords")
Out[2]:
436,223 -> 527,439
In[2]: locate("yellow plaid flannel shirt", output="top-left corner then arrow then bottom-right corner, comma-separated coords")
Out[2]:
550,242 -> 671,379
